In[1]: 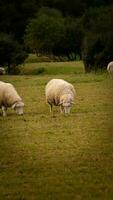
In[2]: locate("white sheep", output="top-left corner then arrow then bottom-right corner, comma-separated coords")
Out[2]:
0,81 -> 24,116
0,67 -> 5,75
45,79 -> 76,114
107,61 -> 113,76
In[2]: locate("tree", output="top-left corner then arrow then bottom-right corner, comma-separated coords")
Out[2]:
0,33 -> 28,74
36,0 -> 113,17
24,7 -> 84,60
82,5 -> 113,72
24,7 -> 65,55
53,17 -> 83,60
0,0 -> 38,41
0,0 -> 113,43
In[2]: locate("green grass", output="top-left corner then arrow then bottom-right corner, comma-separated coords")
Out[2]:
0,64 -> 113,199
21,61 -> 84,75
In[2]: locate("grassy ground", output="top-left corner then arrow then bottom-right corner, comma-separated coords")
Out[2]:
0,62 -> 113,200
21,61 -> 84,75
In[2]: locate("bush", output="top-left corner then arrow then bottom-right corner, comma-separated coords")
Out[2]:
10,65 -> 21,75
36,67 -> 46,74
82,5 -> 113,72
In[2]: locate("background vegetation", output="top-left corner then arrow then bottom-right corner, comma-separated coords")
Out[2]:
0,0 -> 113,73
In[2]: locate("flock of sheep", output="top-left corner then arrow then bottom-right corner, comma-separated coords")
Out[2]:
0,79 -> 76,116
0,61 -> 113,117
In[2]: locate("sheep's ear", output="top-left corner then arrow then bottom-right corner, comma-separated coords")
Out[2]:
22,102 -> 25,107
20,102 -> 25,107
12,103 -> 16,109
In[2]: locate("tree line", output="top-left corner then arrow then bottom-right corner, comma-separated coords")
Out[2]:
0,0 -> 113,73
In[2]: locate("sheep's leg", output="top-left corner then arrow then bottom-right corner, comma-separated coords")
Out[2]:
49,104 -> 52,113
60,106 -> 64,113
1,106 -> 7,117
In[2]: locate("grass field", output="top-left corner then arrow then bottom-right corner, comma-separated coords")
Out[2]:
21,61 -> 85,75
0,62 -> 113,200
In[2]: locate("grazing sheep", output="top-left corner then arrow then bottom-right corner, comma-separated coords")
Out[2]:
0,67 -> 5,75
45,79 -> 76,114
0,81 -> 24,116
107,61 -> 113,76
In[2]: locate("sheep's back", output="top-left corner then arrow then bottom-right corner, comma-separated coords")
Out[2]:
45,79 -> 75,105
0,81 -> 6,105
0,82 -> 21,106
107,62 -> 113,74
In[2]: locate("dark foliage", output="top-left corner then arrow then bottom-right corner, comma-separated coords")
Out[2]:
82,5 -> 113,72
0,33 -> 28,74
24,8 -> 83,60
0,0 -> 113,71
0,0 -> 37,41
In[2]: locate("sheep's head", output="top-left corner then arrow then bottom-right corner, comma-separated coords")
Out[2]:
59,95 -> 74,114
12,101 -> 24,115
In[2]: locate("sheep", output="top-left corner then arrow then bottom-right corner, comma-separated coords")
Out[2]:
0,67 -> 5,75
107,61 -> 113,76
0,81 -> 24,116
45,79 -> 76,114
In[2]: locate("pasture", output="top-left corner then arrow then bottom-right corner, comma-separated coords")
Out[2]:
0,61 -> 113,200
